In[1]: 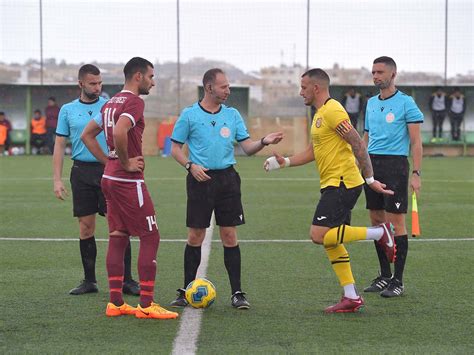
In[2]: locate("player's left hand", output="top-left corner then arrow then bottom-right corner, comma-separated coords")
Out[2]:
369,180 -> 394,195
262,132 -> 284,145
410,174 -> 421,197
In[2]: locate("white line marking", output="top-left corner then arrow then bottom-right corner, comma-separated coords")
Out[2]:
1,177 -> 473,183
171,214 -> 215,355
0,237 -> 472,243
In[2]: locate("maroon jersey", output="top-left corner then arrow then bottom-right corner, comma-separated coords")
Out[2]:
102,90 -> 145,180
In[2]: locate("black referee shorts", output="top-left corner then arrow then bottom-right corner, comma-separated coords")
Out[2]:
70,160 -> 106,217
364,154 -> 409,214
186,166 -> 245,228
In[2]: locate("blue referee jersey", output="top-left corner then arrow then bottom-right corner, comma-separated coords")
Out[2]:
171,102 -> 250,170
56,97 -> 108,162
364,90 -> 423,156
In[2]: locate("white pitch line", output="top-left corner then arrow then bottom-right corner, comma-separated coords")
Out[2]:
171,214 -> 215,355
1,177 -> 473,183
0,237 -> 473,243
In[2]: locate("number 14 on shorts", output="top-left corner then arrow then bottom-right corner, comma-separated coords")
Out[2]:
146,215 -> 157,231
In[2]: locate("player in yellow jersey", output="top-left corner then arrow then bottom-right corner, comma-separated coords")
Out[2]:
264,68 -> 396,313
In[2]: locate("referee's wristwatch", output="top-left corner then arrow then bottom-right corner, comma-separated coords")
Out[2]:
185,161 -> 193,171
412,170 -> 421,176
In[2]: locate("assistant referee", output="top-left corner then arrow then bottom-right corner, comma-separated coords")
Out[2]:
53,64 -> 139,296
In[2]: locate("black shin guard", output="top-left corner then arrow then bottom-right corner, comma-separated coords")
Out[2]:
184,244 -> 202,288
224,245 -> 242,294
394,235 -> 408,282
80,237 -> 97,282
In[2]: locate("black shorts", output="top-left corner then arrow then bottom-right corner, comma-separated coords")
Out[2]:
186,166 -> 244,228
364,155 -> 409,214
70,160 -> 106,217
313,183 -> 362,227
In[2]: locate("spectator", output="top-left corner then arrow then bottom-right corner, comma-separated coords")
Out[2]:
448,87 -> 466,141
429,87 -> 448,142
45,96 -> 60,154
30,109 -> 47,155
341,87 -> 363,131
0,112 -> 12,155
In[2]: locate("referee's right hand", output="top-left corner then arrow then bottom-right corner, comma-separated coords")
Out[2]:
54,180 -> 68,200
190,164 -> 211,182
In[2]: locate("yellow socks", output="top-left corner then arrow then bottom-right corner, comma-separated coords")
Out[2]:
325,244 -> 355,286
323,225 -> 367,248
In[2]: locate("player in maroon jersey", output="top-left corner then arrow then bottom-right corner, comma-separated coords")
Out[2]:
81,57 -> 178,319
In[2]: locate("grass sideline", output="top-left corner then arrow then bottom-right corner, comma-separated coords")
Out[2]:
0,156 -> 473,353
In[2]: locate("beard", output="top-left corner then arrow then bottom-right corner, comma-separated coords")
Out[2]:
375,80 -> 391,90
83,90 -> 99,100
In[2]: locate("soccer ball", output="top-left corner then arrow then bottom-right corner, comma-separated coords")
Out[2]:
185,278 -> 216,308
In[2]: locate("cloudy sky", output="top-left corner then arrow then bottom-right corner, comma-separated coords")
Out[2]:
1,0 -> 472,76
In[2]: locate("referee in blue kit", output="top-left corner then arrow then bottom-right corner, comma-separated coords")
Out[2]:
169,68 -> 283,309
53,64 -> 139,296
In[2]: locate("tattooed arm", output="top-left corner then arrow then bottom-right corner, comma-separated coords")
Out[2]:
336,119 -> 394,195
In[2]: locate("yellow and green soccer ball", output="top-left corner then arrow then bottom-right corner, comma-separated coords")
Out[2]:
185,278 -> 216,308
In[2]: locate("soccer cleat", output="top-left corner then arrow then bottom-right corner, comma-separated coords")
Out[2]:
325,296 -> 365,313
377,222 -> 396,263
231,291 -> 250,309
135,302 -> 179,319
105,302 -> 137,317
380,278 -> 405,298
123,279 -> 140,296
170,288 -> 188,308
364,275 -> 391,292
69,280 -> 98,295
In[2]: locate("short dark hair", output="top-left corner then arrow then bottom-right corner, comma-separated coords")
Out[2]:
34,109 -> 41,114
0,111 -> 4,115
123,57 -> 154,80
203,68 -> 225,88
453,86 -> 460,92
302,68 -> 330,85
373,56 -> 397,70
48,96 -> 56,102
78,64 -> 100,80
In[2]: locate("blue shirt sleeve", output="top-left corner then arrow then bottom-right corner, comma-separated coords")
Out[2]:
405,97 -> 424,123
234,110 -> 249,142
364,103 -> 370,132
56,106 -> 70,136
171,111 -> 189,144
93,113 -> 103,128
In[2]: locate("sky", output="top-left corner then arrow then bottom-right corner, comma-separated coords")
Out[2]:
0,0 -> 473,77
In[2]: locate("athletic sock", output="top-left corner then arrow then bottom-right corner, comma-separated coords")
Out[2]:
106,235 -> 130,306
138,232 -> 160,308
393,235 -> 408,282
80,236 -> 97,283
184,244 -> 202,289
323,225 -> 367,248
374,241 -> 392,278
123,240 -> 133,282
325,244 -> 355,287
224,245 -> 241,294
343,284 -> 358,299
366,225 -> 384,241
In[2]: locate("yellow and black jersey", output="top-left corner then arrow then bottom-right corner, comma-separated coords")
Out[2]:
311,98 -> 364,189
